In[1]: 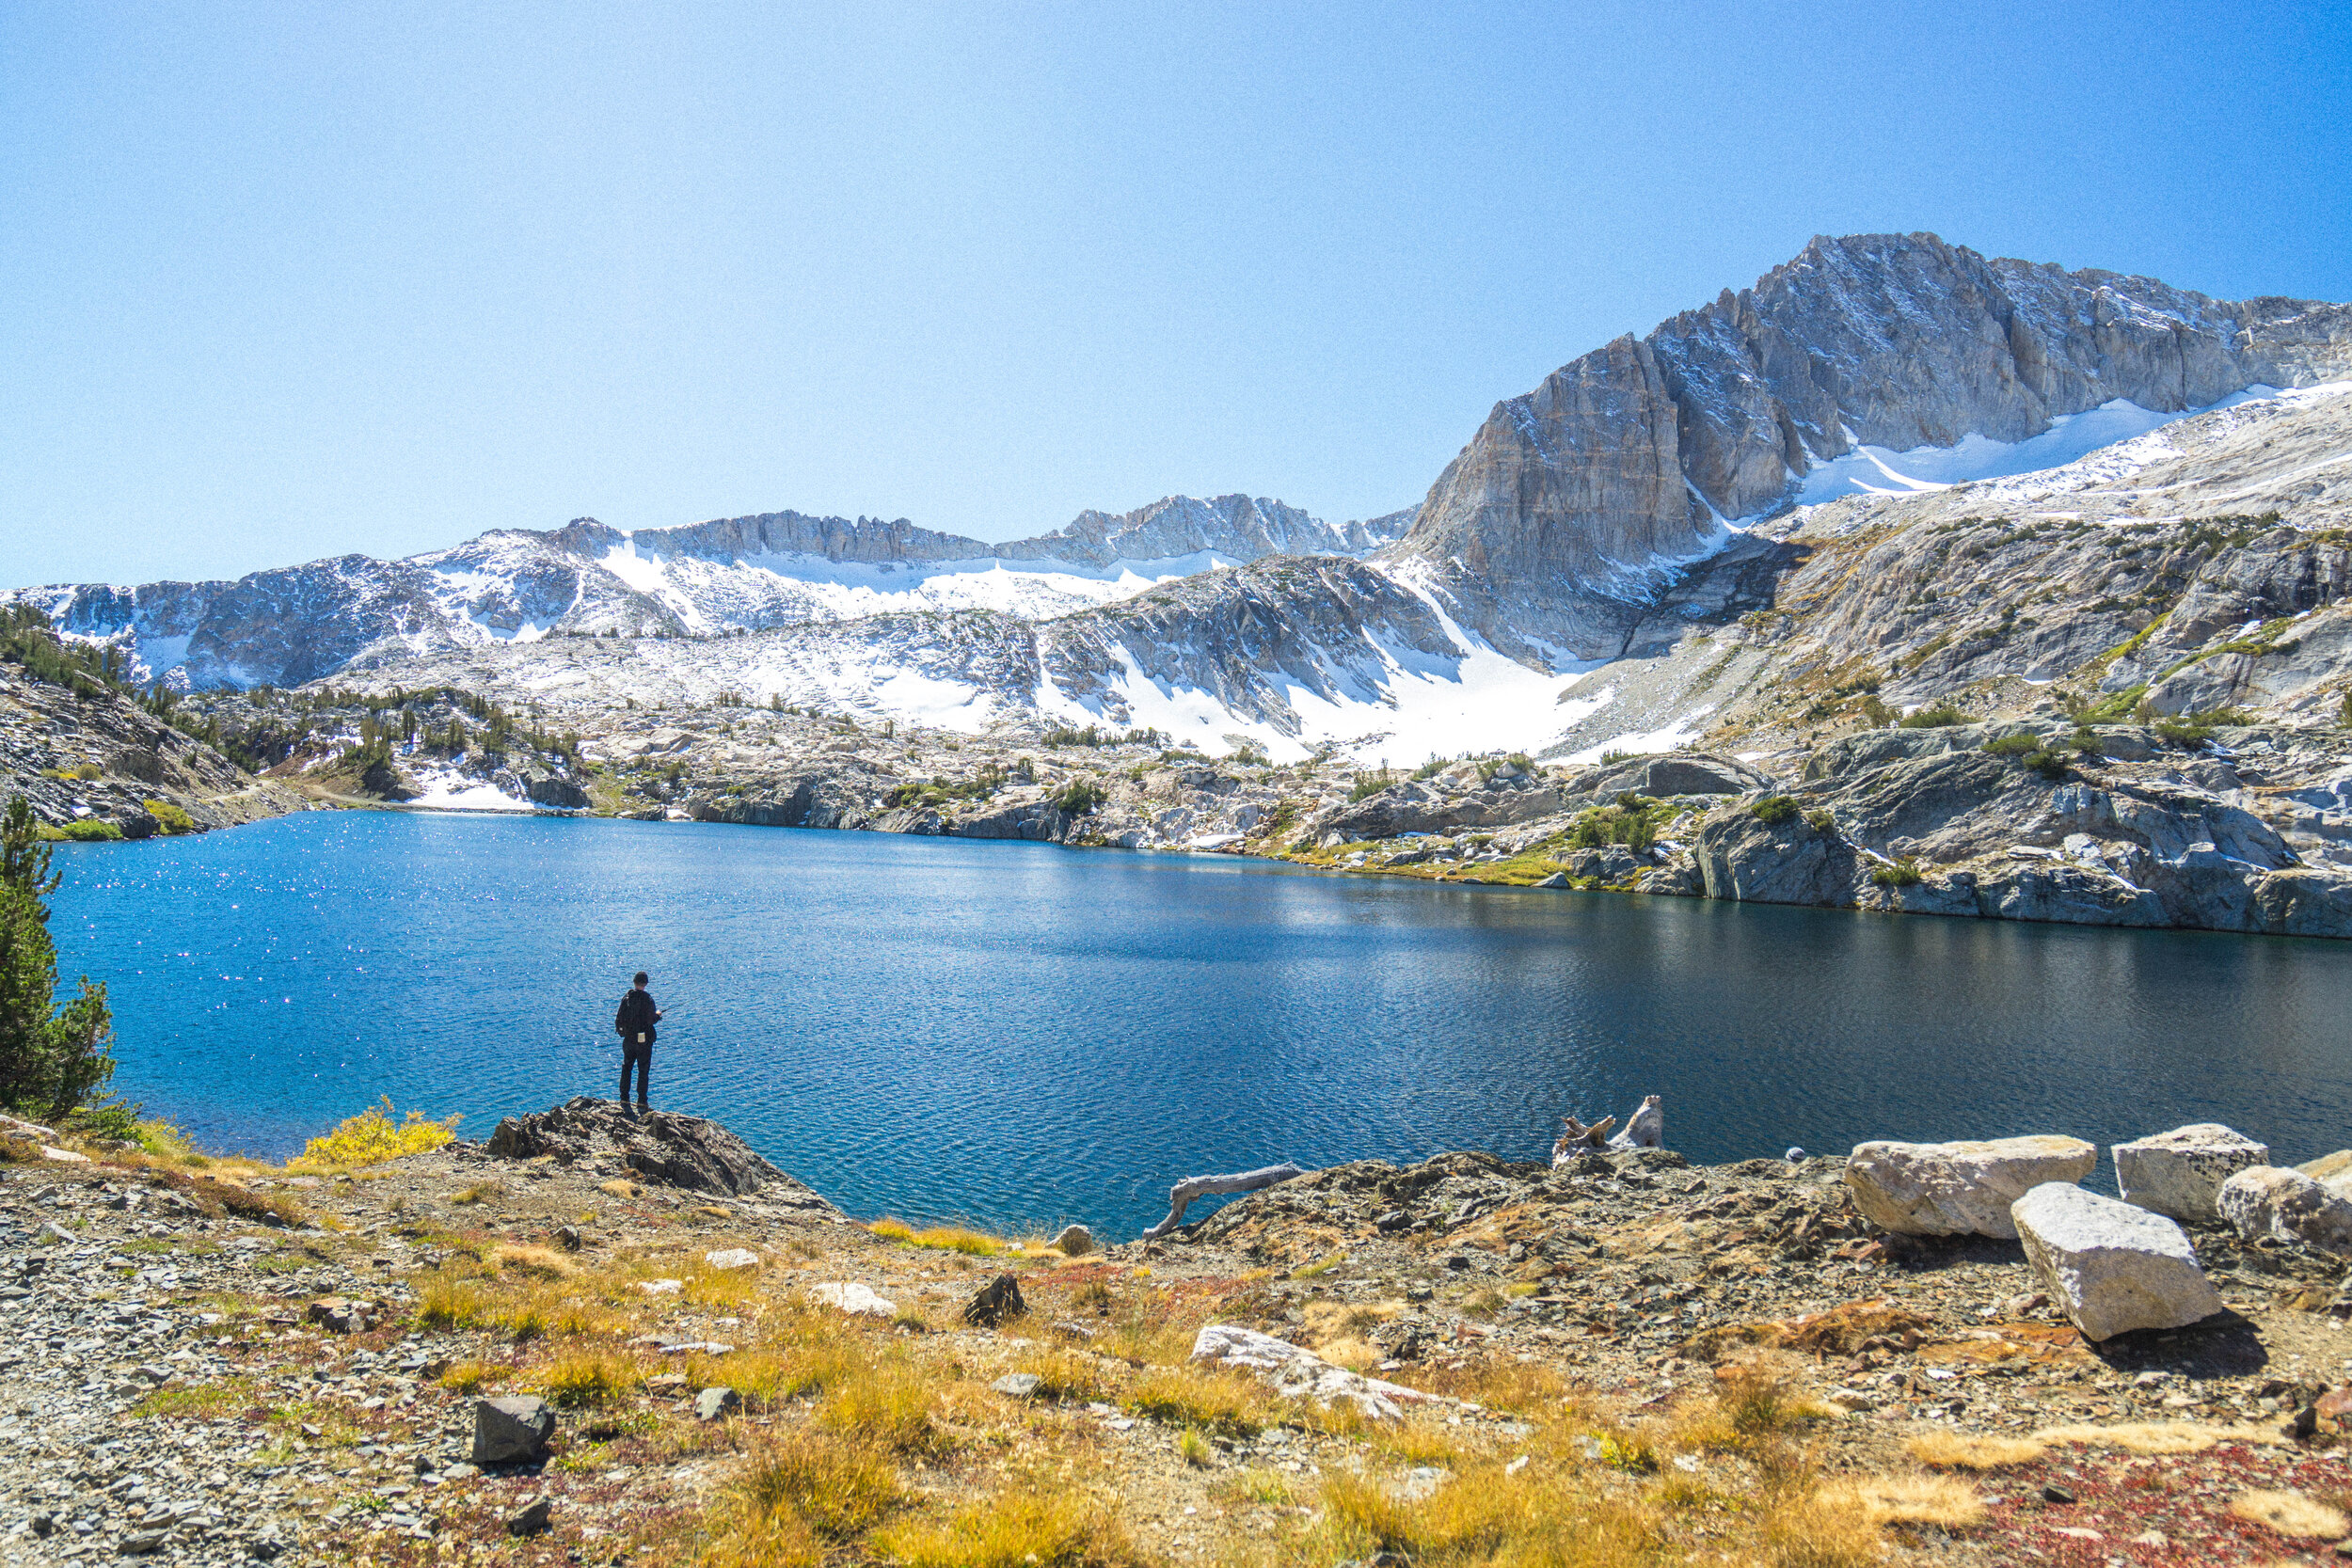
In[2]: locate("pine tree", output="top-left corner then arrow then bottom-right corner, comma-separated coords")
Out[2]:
0,796 -> 117,1121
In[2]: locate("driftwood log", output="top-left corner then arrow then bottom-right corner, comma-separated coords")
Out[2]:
1141,1163 -> 1307,1240
1551,1115 -> 1616,1163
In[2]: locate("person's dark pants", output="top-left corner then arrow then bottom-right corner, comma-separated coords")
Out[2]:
620,1042 -> 651,1107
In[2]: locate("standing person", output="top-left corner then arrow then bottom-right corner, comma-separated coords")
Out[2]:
614,971 -> 662,1112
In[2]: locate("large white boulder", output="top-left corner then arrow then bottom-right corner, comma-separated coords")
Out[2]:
2112,1124 -> 2270,1223
2218,1166 -> 2352,1256
2012,1182 -> 2223,1341
807,1282 -> 898,1318
1190,1324 -> 1451,1421
1845,1135 -> 2097,1239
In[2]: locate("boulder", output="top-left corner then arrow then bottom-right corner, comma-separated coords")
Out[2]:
693,1386 -> 741,1421
963,1274 -> 1027,1327
1191,1324 -> 1454,1420
2112,1124 -> 2271,1223
2297,1150 -> 2352,1201
2011,1182 -> 2224,1341
807,1283 -> 898,1319
504,1499 -> 552,1538
703,1248 -> 759,1271
991,1373 -> 1042,1399
469,1396 -> 555,1465
1845,1135 -> 2097,1239
1048,1224 -> 1096,1257
2218,1167 -> 2352,1256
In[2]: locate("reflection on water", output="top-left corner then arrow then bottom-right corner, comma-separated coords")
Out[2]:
48,811 -> 2352,1236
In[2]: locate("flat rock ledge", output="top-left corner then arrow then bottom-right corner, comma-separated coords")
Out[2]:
484,1096 -> 842,1212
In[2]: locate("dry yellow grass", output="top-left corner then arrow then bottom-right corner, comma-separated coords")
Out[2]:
1759,1487 -> 1885,1568
1905,1431 -> 2049,1469
600,1178 -> 642,1198
437,1360 -> 498,1394
1816,1472 -> 1986,1531
1318,1463 -> 1662,1566
2031,1419 -> 2288,1454
493,1243 -> 577,1278
540,1350 -> 641,1409
1122,1366 -> 1271,1437
2230,1489 -> 2351,1539
730,1431 -> 905,1540
1012,1347 -> 1113,1403
818,1355 -> 943,1454
874,1488 -> 1132,1568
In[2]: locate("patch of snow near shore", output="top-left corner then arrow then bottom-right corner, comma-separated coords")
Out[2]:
405,769 -> 535,812
1793,389 -> 2278,505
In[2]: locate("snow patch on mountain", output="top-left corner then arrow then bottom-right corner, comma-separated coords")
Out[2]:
1791,388 -> 2280,505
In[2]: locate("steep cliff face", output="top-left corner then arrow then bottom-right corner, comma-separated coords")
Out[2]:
1398,232 -> 2352,615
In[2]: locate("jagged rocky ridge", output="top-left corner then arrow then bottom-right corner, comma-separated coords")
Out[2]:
8,494 -> 1409,693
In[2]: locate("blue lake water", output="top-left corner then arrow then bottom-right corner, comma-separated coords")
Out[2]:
44,810 -> 2352,1239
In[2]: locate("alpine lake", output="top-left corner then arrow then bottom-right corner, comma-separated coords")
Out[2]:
46,809 -> 2352,1240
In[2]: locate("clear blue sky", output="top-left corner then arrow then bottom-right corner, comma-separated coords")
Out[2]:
4,2 -> 2346,588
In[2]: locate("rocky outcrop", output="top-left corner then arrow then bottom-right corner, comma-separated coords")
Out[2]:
2011,1181 -> 2225,1341
0,662 -> 307,834
1675,722 -> 2352,938
1396,231 -> 2352,621
484,1097 -> 842,1211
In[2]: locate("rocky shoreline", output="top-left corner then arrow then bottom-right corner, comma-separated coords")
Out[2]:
10,1098 -> 2352,1566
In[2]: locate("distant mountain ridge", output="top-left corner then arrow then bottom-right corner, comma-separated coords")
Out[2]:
11,230 -> 2352,766
13,492 -> 1410,689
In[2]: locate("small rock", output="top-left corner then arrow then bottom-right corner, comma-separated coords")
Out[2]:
808,1282 -> 898,1318
992,1372 -> 1042,1398
2042,1482 -> 2075,1504
1845,1134 -> 2097,1238
469,1395 -> 556,1465
1048,1224 -> 1096,1257
505,1498 -> 552,1537
964,1274 -> 1027,1327
694,1386 -> 742,1421
635,1278 -> 682,1295
2112,1124 -> 2270,1223
2011,1182 -> 2223,1341
1192,1324 -> 1453,1421
703,1247 -> 758,1271
119,1528 -> 168,1555
554,1226 -> 581,1252
2220,1167 -> 2352,1256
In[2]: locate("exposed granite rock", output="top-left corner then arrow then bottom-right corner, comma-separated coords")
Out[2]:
483,1096 -> 841,1210
2012,1182 -> 2224,1341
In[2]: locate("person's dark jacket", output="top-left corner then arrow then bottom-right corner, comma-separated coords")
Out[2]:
615,989 -> 658,1047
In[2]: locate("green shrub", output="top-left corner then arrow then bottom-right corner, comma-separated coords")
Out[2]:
2067,728 -> 2104,757
1411,757 -> 1447,781
1347,771 -> 1391,803
0,797 -> 119,1121
62,820 -> 122,843
1750,795 -> 1799,826
2024,749 -> 2070,780
1505,752 -> 1533,771
1804,809 -> 1836,832
1870,859 -> 1925,887
1982,733 -> 2041,756
141,800 -> 196,835
1050,778 -> 1104,816
1858,694 -> 1895,728
1899,704 -> 1967,728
